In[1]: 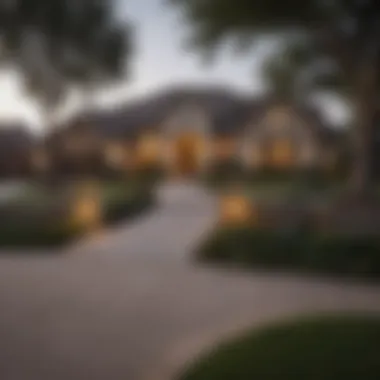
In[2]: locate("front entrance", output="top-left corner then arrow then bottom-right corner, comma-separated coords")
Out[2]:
265,139 -> 295,169
173,132 -> 205,177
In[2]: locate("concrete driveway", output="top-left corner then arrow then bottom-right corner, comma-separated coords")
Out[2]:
72,181 -> 218,262
0,182 -> 380,380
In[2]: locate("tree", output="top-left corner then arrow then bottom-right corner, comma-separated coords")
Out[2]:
0,0 -> 133,129
262,47 -> 307,103
169,0 -> 380,195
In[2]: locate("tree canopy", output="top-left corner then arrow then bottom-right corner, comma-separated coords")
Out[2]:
169,0 -> 380,192
0,0 -> 133,126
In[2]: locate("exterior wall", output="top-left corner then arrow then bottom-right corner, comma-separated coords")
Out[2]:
241,105 -> 321,170
160,103 -> 212,175
212,136 -> 239,161
135,132 -> 163,168
48,125 -> 104,176
103,140 -> 132,171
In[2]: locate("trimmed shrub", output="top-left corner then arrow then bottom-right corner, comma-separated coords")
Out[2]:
202,158 -> 245,188
197,226 -> 380,279
0,222 -> 83,249
103,187 -> 155,225
133,165 -> 165,186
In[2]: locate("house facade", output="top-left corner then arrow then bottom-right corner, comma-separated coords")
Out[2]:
241,102 -> 339,173
36,89 -> 343,180
135,98 -> 340,177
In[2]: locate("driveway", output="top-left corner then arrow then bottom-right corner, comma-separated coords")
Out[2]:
0,182 -> 380,380
72,181 -> 218,262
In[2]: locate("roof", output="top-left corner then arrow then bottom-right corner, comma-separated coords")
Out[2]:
242,97 -> 338,143
55,87 -> 340,141
211,98 -> 259,135
0,124 -> 36,155
60,85 -> 256,138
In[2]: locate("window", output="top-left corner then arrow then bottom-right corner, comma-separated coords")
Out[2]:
270,139 -> 294,168
137,134 -> 161,164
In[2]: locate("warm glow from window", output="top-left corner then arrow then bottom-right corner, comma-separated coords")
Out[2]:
270,139 -> 294,167
137,134 -> 161,164
214,138 -> 236,158
172,132 -> 204,174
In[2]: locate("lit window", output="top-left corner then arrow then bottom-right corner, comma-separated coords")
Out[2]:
270,139 -> 294,168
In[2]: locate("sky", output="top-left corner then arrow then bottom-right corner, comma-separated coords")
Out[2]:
0,0 -> 349,131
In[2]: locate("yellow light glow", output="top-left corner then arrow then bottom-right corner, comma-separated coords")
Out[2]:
269,139 -> 294,168
219,195 -> 252,225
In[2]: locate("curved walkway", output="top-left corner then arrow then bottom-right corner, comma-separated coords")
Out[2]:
0,181 -> 379,380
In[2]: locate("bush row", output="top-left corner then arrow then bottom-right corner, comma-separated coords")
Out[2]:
103,184 -> 156,225
202,158 -> 347,189
197,226 -> 380,279
0,223 -> 83,249
0,181 -> 156,249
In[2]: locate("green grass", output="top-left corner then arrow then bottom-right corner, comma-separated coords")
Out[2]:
178,315 -> 380,380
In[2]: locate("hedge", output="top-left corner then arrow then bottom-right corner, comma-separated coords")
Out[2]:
197,226 -> 380,279
0,180 -> 156,249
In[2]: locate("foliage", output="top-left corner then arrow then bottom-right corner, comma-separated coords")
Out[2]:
168,0 -> 380,193
0,180 -> 156,249
0,223 -> 82,249
197,226 -> 380,279
102,181 -> 156,225
202,158 -> 245,188
0,0 -> 133,125
179,315 -> 380,380
132,165 -> 166,187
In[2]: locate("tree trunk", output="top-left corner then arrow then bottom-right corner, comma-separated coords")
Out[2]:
349,60 -> 378,198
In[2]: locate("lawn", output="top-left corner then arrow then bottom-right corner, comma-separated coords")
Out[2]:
178,315 -> 380,380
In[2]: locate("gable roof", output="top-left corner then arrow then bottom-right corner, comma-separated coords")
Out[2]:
242,97 -> 337,142
56,87 -> 340,141
60,85 -> 256,138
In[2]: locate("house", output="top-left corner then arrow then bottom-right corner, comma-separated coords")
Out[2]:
42,117 -> 105,177
152,93 -> 339,177
240,99 -> 341,173
0,124 -> 36,179
151,86 -> 253,176
40,86 -> 344,179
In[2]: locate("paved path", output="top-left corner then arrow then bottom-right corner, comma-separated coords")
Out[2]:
0,182 -> 380,380
72,181 -> 218,261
